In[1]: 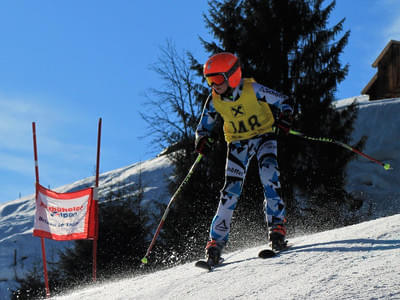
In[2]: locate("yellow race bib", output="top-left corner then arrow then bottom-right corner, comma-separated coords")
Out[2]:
212,78 -> 275,142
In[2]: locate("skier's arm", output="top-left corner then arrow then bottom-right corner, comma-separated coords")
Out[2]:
253,82 -> 293,134
195,95 -> 218,154
195,95 -> 218,138
252,82 -> 293,114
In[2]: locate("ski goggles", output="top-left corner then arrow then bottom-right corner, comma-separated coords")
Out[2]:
205,59 -> 240,86
205,74 -> 227,86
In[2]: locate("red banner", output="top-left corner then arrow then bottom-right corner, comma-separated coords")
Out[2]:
33,183 -> 97,240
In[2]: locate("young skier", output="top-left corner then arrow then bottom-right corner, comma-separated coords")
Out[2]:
195,52 -> 293,265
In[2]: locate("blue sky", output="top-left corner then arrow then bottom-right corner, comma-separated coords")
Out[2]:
1,0 -> 399,204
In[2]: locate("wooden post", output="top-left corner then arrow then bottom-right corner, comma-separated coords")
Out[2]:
32,122 -> 51,298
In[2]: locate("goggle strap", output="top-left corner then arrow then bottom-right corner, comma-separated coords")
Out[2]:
225,59 -> 240,78
205,73 -> 228,80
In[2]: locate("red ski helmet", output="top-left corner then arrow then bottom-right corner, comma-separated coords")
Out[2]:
203,52 -> 241,88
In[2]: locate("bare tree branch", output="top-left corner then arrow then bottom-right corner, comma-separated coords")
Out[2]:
140,40 -> 204,153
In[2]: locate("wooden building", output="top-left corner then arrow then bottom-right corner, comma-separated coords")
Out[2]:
361,40 -> 400,100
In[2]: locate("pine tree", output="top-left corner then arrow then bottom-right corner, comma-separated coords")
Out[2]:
198,0 -> 363,230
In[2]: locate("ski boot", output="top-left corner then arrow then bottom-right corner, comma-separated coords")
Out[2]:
205,239 -> 224,266
269,224 -> 287,251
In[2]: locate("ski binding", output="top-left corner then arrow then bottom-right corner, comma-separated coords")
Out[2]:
258,242 -> 292,258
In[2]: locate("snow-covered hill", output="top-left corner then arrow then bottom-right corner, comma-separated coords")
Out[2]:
0,96 -> 399,299
0,155 -> 173,298
53,213 -> 400,300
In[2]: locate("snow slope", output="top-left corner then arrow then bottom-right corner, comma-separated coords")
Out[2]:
53,214 -> 400,300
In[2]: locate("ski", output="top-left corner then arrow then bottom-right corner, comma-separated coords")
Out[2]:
195,257 -> 225,271
258,242 -> 292,259
195,243 -> 292,271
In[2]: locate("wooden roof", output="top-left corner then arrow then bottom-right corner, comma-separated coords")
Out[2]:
361,40 -> 400,95
371,40 -> 400,67
361,72 -> 377,95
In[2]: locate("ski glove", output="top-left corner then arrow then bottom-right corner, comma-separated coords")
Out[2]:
275,110 -> 293,135
195,136 -> 214,155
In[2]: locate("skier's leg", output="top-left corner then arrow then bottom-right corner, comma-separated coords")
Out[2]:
256,134 -> 286,228
209,140 -> 251,245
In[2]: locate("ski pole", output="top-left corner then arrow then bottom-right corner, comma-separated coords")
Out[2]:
285,127 -> 392,171
141,153 -> 204,264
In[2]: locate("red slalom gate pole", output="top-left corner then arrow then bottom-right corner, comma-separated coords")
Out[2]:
32,123 -> 40,185
92,118 -> 102,282
32,122 -> 51,298
40,238 -> 50,298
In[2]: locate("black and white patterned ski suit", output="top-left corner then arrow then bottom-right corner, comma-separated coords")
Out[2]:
196,78 -> 292,244
213,133 -> 285,242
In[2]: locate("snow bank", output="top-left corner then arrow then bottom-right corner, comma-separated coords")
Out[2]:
332,94 -> 370,109
345,98 -> 400,219
53,214 -> 400,300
